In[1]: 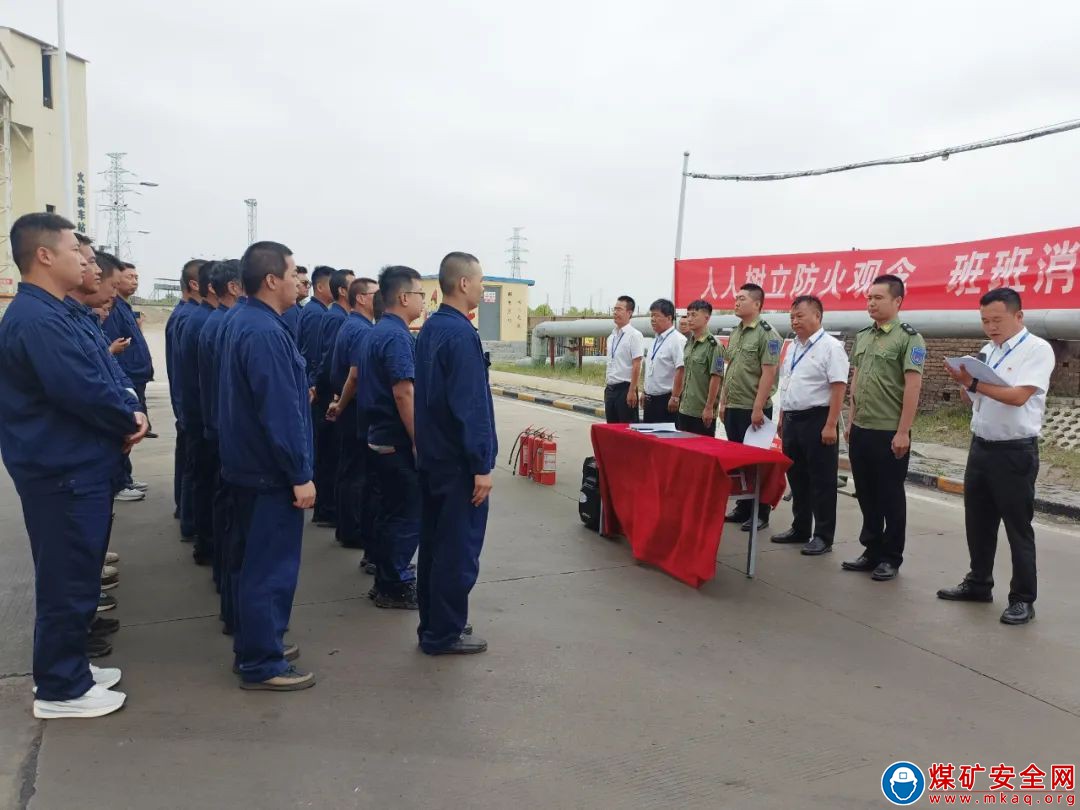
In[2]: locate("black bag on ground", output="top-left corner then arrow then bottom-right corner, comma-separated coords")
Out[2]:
578,457 -> 600,531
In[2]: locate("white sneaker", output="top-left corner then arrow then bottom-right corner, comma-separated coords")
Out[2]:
114,488 -> 145,502
104,551 -> 120,565
102,565 -> 119,579
131,480 -> 149,492
33,683 -> 126,719
33,666 -> 122,694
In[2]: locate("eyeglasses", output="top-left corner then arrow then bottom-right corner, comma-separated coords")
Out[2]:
403,291 -> 425,298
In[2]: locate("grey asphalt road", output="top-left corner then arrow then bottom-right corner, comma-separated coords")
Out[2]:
1,335 -> 1078,808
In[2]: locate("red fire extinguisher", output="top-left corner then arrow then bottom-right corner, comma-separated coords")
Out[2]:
510,426 -> 534,477
533,431 -> 557,486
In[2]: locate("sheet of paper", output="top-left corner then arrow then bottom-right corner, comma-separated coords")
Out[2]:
945,356 -> 1009,387
742,417 -> 777,449
630,422 -> 678,432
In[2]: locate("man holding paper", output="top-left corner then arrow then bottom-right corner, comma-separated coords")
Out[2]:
937,288 -> 1055,626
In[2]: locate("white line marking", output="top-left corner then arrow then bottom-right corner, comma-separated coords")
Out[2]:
906,489 -> 1080,539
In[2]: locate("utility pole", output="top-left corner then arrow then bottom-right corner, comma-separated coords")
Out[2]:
244,198 -> 258,244
561,254 -> 573,315
506,226 -> 528,278
97,153 -> 158,260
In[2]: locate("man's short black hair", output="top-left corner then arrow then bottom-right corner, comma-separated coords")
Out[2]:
438,251 -> 481,295
791,294 -> 823,318
649,298 -> 675,320
211,259 -> 241,298
95,251 -> 121,278
378,265 -> 422,308
198,260 -> 218,298
296,265 -> 308,275
311,265 -> 335,288
10,212 -> 76,273
617,295 -> 636,314
686,298 -> 713,315
330,268 -> 354,301
871,274 -> 905,300
121,261 -> 136,270
348,277 -> 378,308
739,283 -> 765,308
75,232 -> 93,246
181,259 -> 205,292
241,241 -> 293,296
980,287 -> 1022,312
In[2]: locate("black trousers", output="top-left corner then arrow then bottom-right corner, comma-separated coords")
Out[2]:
849,425 -> 910,567
781,407 -> 839,544
642,392 -> 672,424
724,406 -> 773,521
604,382 -> 639,424
963,437 -> 1038,604
311,396 -> 338,523
677,413 -> 715,437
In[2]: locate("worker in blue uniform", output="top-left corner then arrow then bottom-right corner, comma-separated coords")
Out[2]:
281,265 -> 307,339
198,260 -> 242,588
358,265 -> 426,609
414,253 -> 496,655
219,240 -> 315,691
297,266 -> 334,518
325,277 -> 378,549
176,261 -> 218,565
167,260 -> 205,535
0,213 -> 147,719
311,268 -> 354,527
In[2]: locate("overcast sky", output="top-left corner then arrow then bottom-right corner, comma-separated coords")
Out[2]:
7,1 -> 1080,306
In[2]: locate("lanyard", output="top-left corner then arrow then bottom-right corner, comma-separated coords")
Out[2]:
988,332 -> 1029,369
789,333 -> 823,373
611,330 -> 624,358
650,329 -> 673,360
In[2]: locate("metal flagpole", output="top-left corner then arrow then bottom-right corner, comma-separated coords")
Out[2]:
672,151 -> 690,299
56,0 -> 75,218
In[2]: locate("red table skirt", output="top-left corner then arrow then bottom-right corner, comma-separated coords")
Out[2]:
591,424 -> 791,588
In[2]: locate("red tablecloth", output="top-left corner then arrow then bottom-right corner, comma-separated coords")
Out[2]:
591,424 -> 792,588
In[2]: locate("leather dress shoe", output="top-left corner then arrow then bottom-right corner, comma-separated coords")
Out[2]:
801,537 -> 832,556
841,554 -> 877,572
937,581 -> 993,602
724,510 -> 748,524
740,517 -> 769,532
871,562 -> 898,581
423,635 -> 488,656
1000,602 -> 1035,625
771,527 -> 806,544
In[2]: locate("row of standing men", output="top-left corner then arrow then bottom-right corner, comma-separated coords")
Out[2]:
165,247 -> 498,692
601,274 -> 1054,626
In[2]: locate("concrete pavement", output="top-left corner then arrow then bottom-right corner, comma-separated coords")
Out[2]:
1,363 -> 1079,807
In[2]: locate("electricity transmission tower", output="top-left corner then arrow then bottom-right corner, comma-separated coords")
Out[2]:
97,153 -> 157,260
506,226 -> 528,278
561,254 -> 573,314
244,198 -> 258,244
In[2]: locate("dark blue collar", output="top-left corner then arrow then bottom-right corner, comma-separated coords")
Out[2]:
348,311 -> 374,325
330,302 -> 347,316
435,303 -> 474,326
246,297 -> 286,321
308,298 -> 328,312
18,282 -> 70,313
381,312 -> 410,332
200,301 -> 214,311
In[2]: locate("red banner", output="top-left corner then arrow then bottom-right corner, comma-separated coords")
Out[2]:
674,226 -> 1080,311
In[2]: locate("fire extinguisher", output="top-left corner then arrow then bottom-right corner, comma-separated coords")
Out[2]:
509,426 -> 534,477
533,432 -> 557,486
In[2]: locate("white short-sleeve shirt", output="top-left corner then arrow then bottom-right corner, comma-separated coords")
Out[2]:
644,326 -> 687,395
779,329 -> 850,412
970,328 -> 1055,441
606,324 -> 645,386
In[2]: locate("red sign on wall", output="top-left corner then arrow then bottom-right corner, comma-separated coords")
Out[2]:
674,226 -> 1080,311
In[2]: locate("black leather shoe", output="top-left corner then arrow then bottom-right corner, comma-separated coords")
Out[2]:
740,517 -> 769,533
424,635 -> 488,656
841,554 -> 877,572
937,581 -> 993,602
801,537 -> 832,556
1000,602 -> 1035,625
724,509 -> 748,524
771,527 -> 806,544
871,562 -> 898,581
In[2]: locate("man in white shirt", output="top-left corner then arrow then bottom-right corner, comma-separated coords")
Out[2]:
642,298 -> 687,423
604,295 -> 645,423
773,295 -> 849,556
938,288 -> 1056,626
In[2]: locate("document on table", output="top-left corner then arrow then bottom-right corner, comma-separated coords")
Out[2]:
742,417 -> 777,449
945,356 -> 1008,387
630,423 -> 678,433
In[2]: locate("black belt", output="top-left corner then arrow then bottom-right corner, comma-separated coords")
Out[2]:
973,436 -> 1037,448
605,382 -> 631,391
784,405 -> 830,420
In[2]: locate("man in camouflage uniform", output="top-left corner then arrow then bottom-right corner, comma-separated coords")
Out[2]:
671,299 -> 723,436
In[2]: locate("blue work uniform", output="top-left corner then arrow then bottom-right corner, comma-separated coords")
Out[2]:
359,312 -> 419,596
281,302 -> 302,340
102,295 -> 154,398
218,298 -> 313,683
330,312 -> 374,548
311,303 -> 348,523
198,303 -> 230,585
165,299 -> 197,515
414,305 -> 497,651
297,298 -> 327,387
176,300 -> 215,560
0,283 -> 140,702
